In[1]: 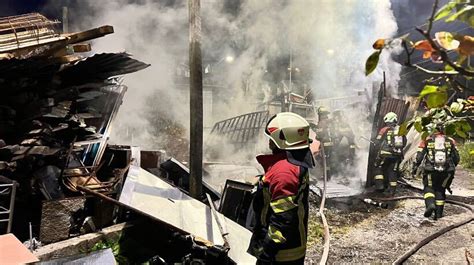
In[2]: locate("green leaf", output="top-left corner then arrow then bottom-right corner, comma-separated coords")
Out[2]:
419,85 -> 440,98
445,5 -> 474,22
445,64 -> 455,71
445,123 -> 457,136
455,127 -> 468,138
470,150 -> 474,155
365,50 -> 381,76
414,120 -> 423,132
435,2 -> 457,21
426,92 -> 448,108
398,121 -> 409,136
421,131 -> 430,140
459,120 -> 472,131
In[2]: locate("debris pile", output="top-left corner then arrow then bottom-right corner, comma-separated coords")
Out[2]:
0,13 -> 149,240
0,13 -> 257,264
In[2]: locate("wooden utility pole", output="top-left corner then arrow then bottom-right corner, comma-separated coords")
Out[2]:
188,0 -> 203,199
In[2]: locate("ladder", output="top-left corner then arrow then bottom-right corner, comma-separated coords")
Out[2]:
0,181 -> 17,234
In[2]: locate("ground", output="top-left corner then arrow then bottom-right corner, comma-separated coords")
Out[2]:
305,167 -> 474,264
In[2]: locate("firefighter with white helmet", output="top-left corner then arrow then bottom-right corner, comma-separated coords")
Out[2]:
373,112 -> 407,194
248,112 -> 314,265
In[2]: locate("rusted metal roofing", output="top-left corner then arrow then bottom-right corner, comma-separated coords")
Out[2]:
375,98 -> 410,131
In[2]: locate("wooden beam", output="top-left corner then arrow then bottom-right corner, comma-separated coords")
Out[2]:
188,0 -> 203,199
72,43 -> 91,53
65,25 -> 114,45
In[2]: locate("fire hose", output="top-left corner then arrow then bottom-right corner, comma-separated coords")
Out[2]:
369,195 -> 473,265
318,146 -> 330,265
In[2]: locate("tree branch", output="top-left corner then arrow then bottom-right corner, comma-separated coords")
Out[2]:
411,0 -> 474,77
402,40 -> 415,66
413,64 -> 459,75
416,27 -> 474,77
427,0 -> 438,34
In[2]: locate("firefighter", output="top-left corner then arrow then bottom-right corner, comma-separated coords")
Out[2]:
248,112 -> 314,265
332,110 -> 356,166
315,106 -> 336,179
412,125 -> 460,219
373,112 -> 406,194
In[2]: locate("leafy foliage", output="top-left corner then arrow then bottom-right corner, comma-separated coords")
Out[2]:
91,239 -> 129,264
366,0 -> 473,140
435,1 -> 474,26
459,141 -> 474,170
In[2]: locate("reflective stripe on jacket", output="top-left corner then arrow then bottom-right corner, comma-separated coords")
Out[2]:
248,152 -> 309,262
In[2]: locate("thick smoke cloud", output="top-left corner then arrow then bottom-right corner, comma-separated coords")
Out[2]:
68,0 -> 401,184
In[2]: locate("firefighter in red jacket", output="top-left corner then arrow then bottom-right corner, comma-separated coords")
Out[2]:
248,112 -> 314,264
373,112 -> 406,194
412,129 -> 460,219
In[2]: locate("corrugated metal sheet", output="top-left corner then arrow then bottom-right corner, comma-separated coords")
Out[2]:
376,98 -> 410,130
59,53 -> 150,84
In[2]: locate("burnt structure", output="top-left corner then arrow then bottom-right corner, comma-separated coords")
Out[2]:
0,13 -> 149,240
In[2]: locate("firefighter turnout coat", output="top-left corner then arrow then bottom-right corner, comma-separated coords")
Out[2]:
248,152 -> 309,264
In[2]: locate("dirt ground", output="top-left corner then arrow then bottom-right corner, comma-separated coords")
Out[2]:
305,167 -> 474,264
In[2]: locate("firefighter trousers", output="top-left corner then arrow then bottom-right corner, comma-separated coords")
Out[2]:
422,171 -> 452,219
373,157 -> 400,193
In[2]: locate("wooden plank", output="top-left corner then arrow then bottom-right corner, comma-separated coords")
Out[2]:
72,43 -> 91,53
65,25 -> 114,45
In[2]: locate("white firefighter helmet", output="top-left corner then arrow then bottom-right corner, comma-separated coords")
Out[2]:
265,112 -> 310,150
383,112 -> 398,124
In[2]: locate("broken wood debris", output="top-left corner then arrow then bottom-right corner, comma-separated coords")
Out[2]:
0,12 -> 148,246
0,11 -> 253,265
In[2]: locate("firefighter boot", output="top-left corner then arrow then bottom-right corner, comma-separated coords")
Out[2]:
424,198 -> 435,218
435,205 -> 444,220
374,173 -> 385,192
388,180 -> 397,196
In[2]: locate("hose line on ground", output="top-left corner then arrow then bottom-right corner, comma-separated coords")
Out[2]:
318,146 -> 330,265
369,195 -> 474,265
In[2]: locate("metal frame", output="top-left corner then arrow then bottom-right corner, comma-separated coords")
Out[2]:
209,110 -> 269,144
0,182 -> 17,234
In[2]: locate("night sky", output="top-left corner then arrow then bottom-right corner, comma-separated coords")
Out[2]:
1,0 -> 49,16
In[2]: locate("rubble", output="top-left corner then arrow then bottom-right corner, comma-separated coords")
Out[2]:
118,165 -> 256,264
39,197 -> 86,244
0,12 -> 148,247
0,12 -> 244,264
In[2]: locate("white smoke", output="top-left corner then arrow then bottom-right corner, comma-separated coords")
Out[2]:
66,0 -> 401,181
